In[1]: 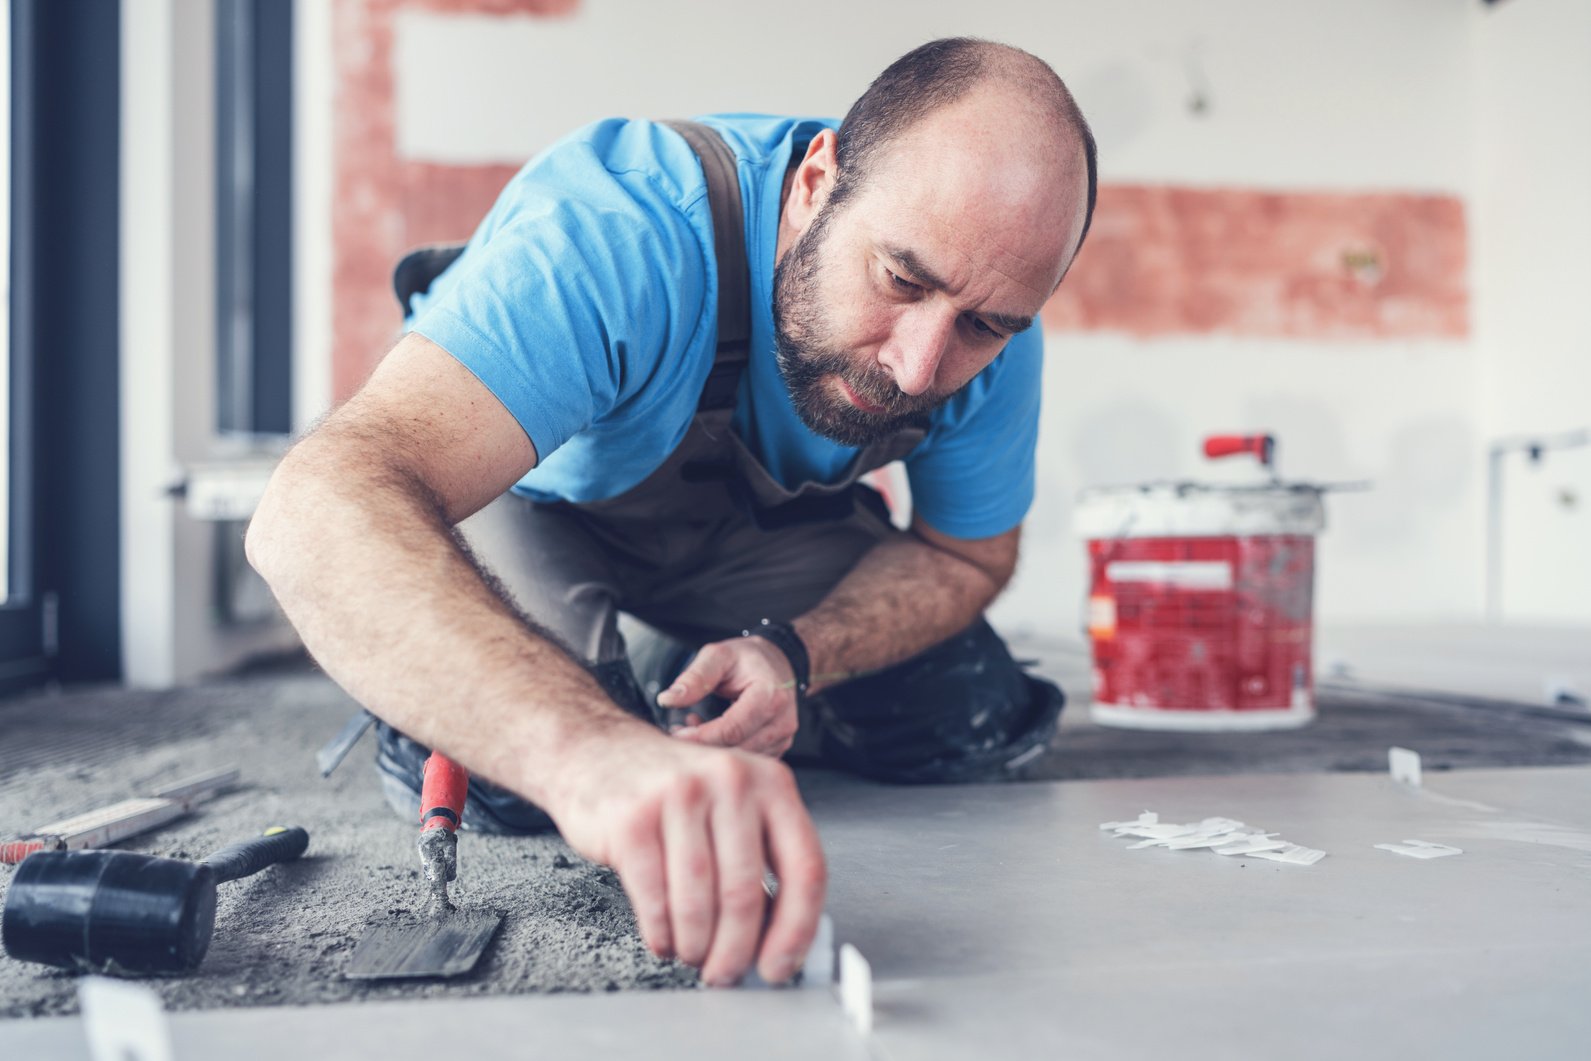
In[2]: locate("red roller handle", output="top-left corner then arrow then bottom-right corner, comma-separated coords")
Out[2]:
1203,433 -> 1276,467
418,752 -> 469,834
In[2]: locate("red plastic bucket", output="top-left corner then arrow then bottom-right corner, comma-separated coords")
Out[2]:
1075,483 -> 1326,731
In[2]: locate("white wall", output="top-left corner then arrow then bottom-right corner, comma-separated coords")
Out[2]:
293,0 -> 335,433
120,0 -> 178,685
121,0 -> 301,686
1472,0 -> 1591,625
372,0 -> 1486,637
394,0 -> 1474,193
1016,335 -> 1483,639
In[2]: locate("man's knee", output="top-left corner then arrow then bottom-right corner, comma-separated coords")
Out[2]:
814,619 -> 1064,784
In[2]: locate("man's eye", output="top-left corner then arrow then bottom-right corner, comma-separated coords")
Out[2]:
970,317 -> 1004,340
886,269 -> 920,292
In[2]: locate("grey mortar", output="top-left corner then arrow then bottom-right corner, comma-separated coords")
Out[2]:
0,667 -> 699,1018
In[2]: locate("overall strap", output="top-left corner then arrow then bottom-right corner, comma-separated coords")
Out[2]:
659,119 -> 751,413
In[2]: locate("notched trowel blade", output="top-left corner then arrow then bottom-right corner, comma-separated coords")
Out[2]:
345,910 -> 502,980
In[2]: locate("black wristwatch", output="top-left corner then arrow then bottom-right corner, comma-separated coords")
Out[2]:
742,618 -> 810,697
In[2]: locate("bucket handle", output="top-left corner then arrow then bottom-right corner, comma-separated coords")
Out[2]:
1204,433 -> 1277,479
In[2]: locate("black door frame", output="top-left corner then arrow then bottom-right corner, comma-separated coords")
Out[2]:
0,0 -> 122,692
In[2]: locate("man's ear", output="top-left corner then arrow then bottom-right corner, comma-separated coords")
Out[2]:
786,129 -> 838,231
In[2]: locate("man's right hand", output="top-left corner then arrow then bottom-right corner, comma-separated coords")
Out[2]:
543,729 -> 826,987
246,334 -> 824,986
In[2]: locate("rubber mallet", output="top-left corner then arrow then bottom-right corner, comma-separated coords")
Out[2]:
1,826 -> 309,975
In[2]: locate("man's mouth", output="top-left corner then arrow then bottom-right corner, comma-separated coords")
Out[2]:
837,377 -> 887,415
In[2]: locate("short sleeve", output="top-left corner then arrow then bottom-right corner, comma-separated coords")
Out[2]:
904,326 -> 1044,539
409,137 -> 709,464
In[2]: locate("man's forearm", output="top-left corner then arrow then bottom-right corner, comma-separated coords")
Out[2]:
791,532 -> 1009,693
246,442 -> 647,809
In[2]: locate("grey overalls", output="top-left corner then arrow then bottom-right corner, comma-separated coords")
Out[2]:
375,121 -> 1064,833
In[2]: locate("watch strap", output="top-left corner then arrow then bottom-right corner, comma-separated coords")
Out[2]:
742,618 -> 810,696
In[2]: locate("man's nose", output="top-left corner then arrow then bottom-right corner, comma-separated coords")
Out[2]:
878,307 -> 955,397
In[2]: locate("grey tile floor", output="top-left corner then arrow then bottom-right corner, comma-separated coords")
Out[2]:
3,625 -> 1590,1057
5,765 -> 1590,1059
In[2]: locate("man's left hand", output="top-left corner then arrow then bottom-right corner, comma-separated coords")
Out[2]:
657,637 -> 799,757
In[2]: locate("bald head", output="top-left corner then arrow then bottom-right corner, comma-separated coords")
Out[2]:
832,38 -> 1097,270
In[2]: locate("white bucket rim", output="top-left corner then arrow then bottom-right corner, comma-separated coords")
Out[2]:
1090,702 -> 1316,732
1076,482 -> 1327,538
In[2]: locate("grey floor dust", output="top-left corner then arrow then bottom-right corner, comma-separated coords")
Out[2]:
2,635 -> 1588,1019
0,669 -> 695,1019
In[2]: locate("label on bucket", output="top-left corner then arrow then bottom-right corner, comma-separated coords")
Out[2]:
1087,595 -> 1117,639
1105,560 -> 1234,590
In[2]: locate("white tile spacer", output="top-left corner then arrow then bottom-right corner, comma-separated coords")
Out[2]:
803,914 -> 835,988
1212,834 -> 1287,856
1388,746 -> 1422,787
1245,843 -> 1327,866
79,977 -> 174,1061
838,942 -> 873,1034
742,912 -> 834,990
1375,839 -> 1463,859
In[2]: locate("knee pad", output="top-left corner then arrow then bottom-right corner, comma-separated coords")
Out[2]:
816,620 -> 1065,784
590,658 -> 657,725
374,722 -> 557,835
369,657 -> 654,837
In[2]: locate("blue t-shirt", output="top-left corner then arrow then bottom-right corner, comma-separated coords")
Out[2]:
408,114 -> 1042,540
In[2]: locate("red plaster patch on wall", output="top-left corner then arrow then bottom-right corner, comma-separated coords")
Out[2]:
400,162 -> 523,245
1044,185 -> 1468,340
332,0 -> 576,401
408,0 -> 578,13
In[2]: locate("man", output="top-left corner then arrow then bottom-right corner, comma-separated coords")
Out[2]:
247,38 -> 1096,988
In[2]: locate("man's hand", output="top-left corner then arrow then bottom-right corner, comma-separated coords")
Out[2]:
656,637 -> 799,756
546,729 -> 826,987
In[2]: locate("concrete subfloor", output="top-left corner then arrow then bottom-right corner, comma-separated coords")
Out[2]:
1317,623 -> 1591,707
1018,636 -> 1591,781
3,630 -> 1590,1056
0,671 -> 698,1019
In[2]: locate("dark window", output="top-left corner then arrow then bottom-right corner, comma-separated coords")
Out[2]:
216,0 -> 292,437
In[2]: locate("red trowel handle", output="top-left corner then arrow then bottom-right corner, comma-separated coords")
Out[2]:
419,752 -> 469,834
1203,433 -> 1276,468
0,840 -> 51,864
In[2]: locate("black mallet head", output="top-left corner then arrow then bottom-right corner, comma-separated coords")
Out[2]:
3,849 -> 219,975
2,826 -> 307,976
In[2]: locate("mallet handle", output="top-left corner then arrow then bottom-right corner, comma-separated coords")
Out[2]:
202,826 -> 310,884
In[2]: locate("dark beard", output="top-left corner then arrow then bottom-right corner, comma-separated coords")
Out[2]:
771,205 -> 945,447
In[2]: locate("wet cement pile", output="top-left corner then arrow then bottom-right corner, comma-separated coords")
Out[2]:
0,666 -> 698,1018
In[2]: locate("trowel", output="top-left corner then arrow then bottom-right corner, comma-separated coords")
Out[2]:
346,752 -> 502,979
